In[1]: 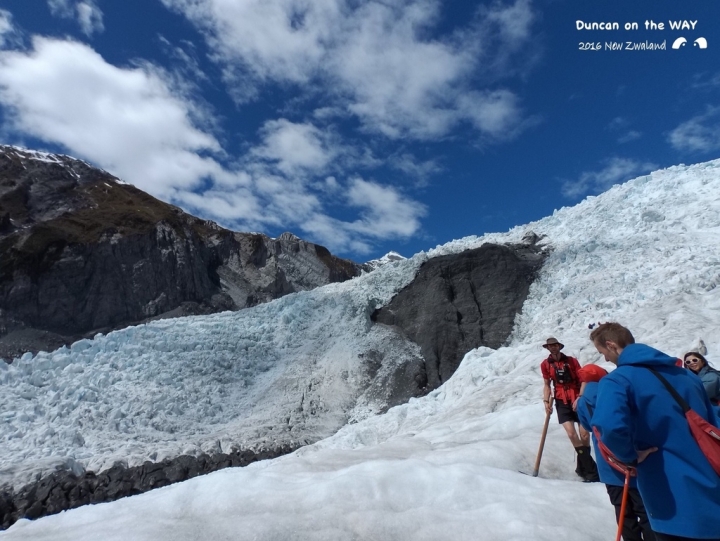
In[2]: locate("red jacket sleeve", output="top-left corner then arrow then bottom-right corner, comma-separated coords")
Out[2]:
540,359 -> 550,380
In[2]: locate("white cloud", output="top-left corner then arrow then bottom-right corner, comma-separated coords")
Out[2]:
0,9 -> 21,49
345,177 -> 426,238
606,117 -> 641,144
251,119 -> 335,175
298,177 -> 427,255
458,89 -> 527,139
76,2 -> 104,36
561,157 -> 657,199
47,0 -> 74,17
158,36 -> 208,83
389,153 -> 441,185
690,72 -> 720,91
617,130 -> 641,144
160,0 -> 536,141
0,37 -> 424,255
0,10 -> 12,43
668,106 -> 720,154
607,117 -> 628,130
0,37 -> 223,198
481,0 -> 534,44
48,0 -> 104,36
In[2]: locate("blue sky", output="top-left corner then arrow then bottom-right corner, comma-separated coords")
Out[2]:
0,0 -> 719,261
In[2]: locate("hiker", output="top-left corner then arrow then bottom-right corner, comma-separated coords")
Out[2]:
590,322 -> 720,541
573,363 -> 608,411
540,337 -> 599,482
577,380 -> 656,541
683,351 -> 720,405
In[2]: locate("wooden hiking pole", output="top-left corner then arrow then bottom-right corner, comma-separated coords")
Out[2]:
615,469 -> 632,541
532,397 -> 553,477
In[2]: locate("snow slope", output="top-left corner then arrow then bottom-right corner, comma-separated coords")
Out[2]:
3,159 -> 720,540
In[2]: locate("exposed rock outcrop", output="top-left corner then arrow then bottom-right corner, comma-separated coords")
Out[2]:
372,240 -> 547,391
0,445 -> 297,530
0,146 -> 361,360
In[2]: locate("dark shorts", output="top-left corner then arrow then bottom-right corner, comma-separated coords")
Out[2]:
555,401 -> 579,424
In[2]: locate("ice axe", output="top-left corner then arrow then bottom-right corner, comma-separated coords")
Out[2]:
532,397 -> 553,477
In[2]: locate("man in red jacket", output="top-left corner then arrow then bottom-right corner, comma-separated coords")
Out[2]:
541,337 -> 599,482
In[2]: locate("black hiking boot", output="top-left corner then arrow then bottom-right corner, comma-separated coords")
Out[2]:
574,446 -> 586,478
576,445 -> 600,482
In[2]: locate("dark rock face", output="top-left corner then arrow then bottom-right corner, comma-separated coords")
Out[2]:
0,146 -> 361,360
372,241 -> 547,391
0,445 -> 297,530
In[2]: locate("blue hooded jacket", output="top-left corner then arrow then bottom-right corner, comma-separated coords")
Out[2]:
576,382 -> 636,488
593,343 -> 720,538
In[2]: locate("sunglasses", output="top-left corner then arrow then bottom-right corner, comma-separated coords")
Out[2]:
685,358 -> 702,365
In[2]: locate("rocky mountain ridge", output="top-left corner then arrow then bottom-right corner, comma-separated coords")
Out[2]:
0,146 -> 362,360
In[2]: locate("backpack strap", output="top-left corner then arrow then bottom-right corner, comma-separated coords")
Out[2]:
639,365 -> 720,475
549,356 -> 578,382
567,357 -> 580,383
643,367 -> 691,413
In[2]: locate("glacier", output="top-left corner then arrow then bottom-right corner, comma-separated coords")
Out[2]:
2,158 -> 720,540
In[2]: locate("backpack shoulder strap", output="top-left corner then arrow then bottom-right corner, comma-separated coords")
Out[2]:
641,366 -> 690,413
567,356 -> 580,383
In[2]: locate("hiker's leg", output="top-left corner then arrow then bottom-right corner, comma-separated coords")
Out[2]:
578,424 -> 591,447
561,420 -> 583,448
627,488 -> 656,541
560,419 -> 590,477
606,485 -> 643,541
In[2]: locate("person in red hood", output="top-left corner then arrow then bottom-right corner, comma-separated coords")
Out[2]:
540,337 -> 599,482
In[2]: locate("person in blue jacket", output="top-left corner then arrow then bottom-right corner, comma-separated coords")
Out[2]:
590,322 -> 720,541
577,381 -> 656,541
683,352 -> 720,405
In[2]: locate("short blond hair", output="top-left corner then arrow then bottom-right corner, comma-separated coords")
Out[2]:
590,322 -> 635,348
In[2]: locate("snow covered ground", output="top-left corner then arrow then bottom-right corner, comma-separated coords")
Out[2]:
3,158 -> 720,539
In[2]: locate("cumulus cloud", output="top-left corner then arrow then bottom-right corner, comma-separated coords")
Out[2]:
0,37 -> 224,197
668,106 -> 720,154
48,0 -> 104,36
0,37 -> 424,255
251,119 -> 335,176
561,157 -> 657,199
160,0 -> 536,141
345,177 -> 426,238
300,178 -> 427,254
